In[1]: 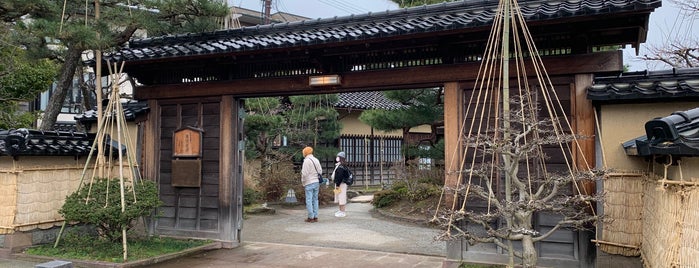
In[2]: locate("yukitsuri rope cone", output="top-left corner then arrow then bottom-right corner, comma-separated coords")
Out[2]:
641,174 -> 699,268
599,172 -> 644,256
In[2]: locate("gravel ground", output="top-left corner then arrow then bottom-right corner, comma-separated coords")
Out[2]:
241,201 -> 446,257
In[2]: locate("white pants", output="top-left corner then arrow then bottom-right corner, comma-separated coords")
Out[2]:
334,183 -> 348,205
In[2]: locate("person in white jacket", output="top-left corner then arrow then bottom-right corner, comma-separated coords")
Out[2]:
301,146 -> 322,222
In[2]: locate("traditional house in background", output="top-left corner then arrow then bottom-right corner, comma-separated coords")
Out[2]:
223,5 -> 308,29
335,91 -> 434,185
74,100 -> 150,148
587,67 -> 699,267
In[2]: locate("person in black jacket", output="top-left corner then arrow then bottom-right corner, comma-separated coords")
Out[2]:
332,151 -> 350,217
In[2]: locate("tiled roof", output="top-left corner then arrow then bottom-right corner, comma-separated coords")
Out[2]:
103,0 -> 661,63
588,68 -> 699,102
74,100 -> 150,123
336,92 -> 406,110
0,129 -> 96,157
623,107 -> 699,157
53,121 -> 78,132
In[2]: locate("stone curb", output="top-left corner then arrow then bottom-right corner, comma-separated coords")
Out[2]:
372,206 -> 434,227
12,242 -> 222,268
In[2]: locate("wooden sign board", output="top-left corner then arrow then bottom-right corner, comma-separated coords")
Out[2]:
173,127 -> 203,157
171,159 -> 202,187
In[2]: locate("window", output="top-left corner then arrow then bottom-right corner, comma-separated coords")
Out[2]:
339,135 -> 402,164
418,144 -> 432,170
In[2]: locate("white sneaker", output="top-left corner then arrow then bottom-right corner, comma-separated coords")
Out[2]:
335,211 -> 346,218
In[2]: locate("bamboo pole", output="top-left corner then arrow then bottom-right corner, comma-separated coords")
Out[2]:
591,239 -> 640,249
501,0 -> 514,266
0,219 -> 65,229
658,180 -> 699,186
114,67 -> 128,261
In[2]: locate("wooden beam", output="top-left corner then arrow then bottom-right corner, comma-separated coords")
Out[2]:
133,51 -> 622,100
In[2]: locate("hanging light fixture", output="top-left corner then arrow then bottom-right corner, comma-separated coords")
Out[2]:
309,75 -> 341,86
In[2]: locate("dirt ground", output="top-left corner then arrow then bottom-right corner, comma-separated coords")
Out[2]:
376,195 -> 441,225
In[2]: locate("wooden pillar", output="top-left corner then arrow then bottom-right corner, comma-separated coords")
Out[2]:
444,82 -> 464,207
142,99 -> 160,184
219,95 -> 236,247
572,74 -> 595,193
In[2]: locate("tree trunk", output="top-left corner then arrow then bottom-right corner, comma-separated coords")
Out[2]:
39,46 -> 81,130
77,66 -> 94,112
521,235 -> 538,268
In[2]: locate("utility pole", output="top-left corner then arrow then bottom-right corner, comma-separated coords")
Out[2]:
263,0 -> 271,24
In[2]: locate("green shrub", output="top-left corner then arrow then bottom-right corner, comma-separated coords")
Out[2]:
243,187 -> 260,206
407,182 -> 440,202
59,178 -> 163,242
371,189 -> 400,208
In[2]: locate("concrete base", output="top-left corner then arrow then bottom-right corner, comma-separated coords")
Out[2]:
0,248 -> 11,259
596,250 -> 642,267
35,260 -> 73,268
1,233 -> 32,253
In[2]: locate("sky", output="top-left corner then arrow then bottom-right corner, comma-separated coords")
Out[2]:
228,0 -> 399,19
622,1 -> 698,71
229,0 -> 698,72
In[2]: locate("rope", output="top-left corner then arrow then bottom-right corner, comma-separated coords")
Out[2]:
437,0 -> 600,253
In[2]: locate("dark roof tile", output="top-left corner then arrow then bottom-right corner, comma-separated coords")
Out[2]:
0,129 -> 95,157
103,0 -> 660,63
624,107 -> 699,157
587,68 -> 699,101
336,92 -> 406,110
74,100 -> 150,123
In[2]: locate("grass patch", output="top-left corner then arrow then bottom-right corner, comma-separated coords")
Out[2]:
25,236 -> 209,263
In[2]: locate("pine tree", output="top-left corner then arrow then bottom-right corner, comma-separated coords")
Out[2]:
358,89 -> 444,159
4,0 -> 228,130
0,1 -> 58,129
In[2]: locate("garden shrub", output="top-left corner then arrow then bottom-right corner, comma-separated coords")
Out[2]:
258,162 -> 298,202
289,182 -> 334,205
407,182 -> 441,202
371,189 -> 400,208
59,178 -> 163,242
243,187 -> 260,206
257,161 -> 334,205
388,159 -> 445,202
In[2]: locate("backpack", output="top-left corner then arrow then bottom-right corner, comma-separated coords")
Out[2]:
342,166 -> 354,186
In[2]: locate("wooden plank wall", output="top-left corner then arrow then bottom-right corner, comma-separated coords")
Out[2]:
156,98 -> 225,239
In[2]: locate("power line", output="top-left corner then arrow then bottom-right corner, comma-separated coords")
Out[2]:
317,0 -> 367,15
326,0 -> 370,13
